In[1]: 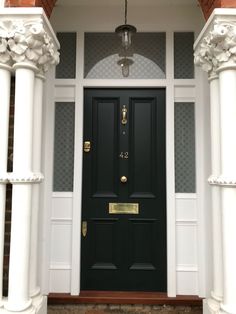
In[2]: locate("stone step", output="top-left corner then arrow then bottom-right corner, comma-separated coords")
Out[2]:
48,304 -> 202,314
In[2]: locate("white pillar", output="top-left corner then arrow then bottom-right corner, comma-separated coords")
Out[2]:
6,62 -> 38,312
30,73 -> 45,304
0,63 -> 11,305
194,8 -> 236,314
207,72 -> 223,313
217,63 -> 236,314
0,9 -> 59,314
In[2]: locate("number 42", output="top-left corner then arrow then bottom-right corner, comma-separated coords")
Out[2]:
119,152 -> 129,159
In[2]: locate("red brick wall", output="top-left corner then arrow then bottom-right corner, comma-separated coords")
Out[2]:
198,0 -> 236,19
4,0 -> 236,20
4,0 -> 57,18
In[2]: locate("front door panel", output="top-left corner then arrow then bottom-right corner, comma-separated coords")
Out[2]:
81,88 -> 166,291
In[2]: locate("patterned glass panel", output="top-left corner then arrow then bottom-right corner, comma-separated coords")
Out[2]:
84,32 -> 166,79
174,32 -> 194,79
175,102 -> 196,193
53,102 -> 75,191
56,32 -> 76,78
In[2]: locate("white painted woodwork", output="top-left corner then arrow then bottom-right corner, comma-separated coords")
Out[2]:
175,195 -> 199,296
49,194 -> 73,293
41,2 -> 211,298
6,64 -> 37,312
0,64 -> 11,305
30,74 -> 45,302
176,271 -> 198,295
218,65 -> 236,314
174,86 -> 196,102
49,269 -> 71,293
54,85 -> 75,101
165,30 -> 176,298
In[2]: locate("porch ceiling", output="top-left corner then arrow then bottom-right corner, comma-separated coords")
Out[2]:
56,0 -> 198,7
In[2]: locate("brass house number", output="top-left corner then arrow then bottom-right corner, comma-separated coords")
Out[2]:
119,152 -> 129,159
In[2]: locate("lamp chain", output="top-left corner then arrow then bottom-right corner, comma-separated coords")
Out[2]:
125,0 -> 127,25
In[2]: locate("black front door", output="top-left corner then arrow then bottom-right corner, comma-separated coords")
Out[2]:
81,88 -> 166,291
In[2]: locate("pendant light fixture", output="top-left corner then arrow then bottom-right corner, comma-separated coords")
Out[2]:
117,57 -> 134,77
115,0 -> 137,50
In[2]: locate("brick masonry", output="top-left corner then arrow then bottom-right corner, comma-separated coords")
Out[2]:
48,304 -> 202,314
4,0 -> 57,17
4,0 -> 236,20
198,0 -> 236,19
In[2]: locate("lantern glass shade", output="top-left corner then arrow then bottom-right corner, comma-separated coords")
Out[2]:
117,57 -> 134,77
115,24 -> 137,50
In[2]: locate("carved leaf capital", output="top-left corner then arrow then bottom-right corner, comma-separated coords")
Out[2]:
194,19 -> 236,73
0,18 -> 59,71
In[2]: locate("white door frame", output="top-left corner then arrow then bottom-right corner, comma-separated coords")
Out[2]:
40,29 -> 209,298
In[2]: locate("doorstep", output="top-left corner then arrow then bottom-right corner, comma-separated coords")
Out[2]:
48,291 -> 203,306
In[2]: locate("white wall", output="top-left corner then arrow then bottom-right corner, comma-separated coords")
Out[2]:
40,2 -> 212,297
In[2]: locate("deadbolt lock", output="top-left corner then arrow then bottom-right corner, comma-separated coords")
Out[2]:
120,176 -> 128,183
84,141 -> 91,153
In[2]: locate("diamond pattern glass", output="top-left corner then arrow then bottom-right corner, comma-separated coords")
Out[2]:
53,102 -> 75,191
84,32 -> 166,79
56,32 -> 76,79
174,32 -> 194,79
175,102 -> 196,193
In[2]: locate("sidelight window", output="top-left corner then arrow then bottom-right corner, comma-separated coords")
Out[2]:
53,102 -> 75,192
174,102 -> 196,193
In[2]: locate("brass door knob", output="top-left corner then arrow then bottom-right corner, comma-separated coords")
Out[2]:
120,176 -> 128,183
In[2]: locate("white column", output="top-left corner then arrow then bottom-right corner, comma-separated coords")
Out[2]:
207,72 -> 223,313
30,73 -> 45,303
0,10 -> 59,314
0,63 -> 11,305
194,9 -> 236,314
217,63 -> 236,314
5,62 -> 38,312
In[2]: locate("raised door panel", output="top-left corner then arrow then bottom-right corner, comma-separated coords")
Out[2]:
92,97 -> 119,198
129,98 -> 157,198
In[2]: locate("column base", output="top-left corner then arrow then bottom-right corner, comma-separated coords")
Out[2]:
1,305 -> 35,314
32,295 -> 47,314
0,297 -> 47,314
220,303 -> 236,314
33,296 -> 47,314
203,298 -> 221,314
4,300 -> 32,313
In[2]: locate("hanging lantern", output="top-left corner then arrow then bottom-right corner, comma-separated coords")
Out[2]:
115,0 -> 137,50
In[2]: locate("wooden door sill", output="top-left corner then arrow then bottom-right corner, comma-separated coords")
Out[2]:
48,291 -> 202,305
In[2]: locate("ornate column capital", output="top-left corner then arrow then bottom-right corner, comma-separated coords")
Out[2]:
194,9 -> 236,74
0,8 -> 60,72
